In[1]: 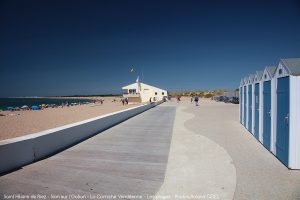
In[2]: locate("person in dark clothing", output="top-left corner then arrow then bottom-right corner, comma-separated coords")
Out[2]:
194,96 -> 199,106
177,96 -> 181,103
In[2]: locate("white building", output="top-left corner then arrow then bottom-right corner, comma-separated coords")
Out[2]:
122,82 -> 167,103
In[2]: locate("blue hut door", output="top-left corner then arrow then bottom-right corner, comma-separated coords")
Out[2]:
240,87 -> 242,123
254,83 -> 260,139
276,77 -> 289,166
248,86 -> 252,132
243,86 -> 246,125
263,81 -> 271,150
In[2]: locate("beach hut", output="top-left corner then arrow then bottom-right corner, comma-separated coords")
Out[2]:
247,74 -> 255,133
261,66 -> 277,151
273,58 -> 300,169
243,76 -> 248,128
253,71 -> 263,140
239,78 -> 245,124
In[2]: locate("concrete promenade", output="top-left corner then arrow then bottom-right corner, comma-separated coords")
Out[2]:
159,99 -> 300,200
0,104 -> 176,198
181,99 -> 300,200
1,100 -> 300,200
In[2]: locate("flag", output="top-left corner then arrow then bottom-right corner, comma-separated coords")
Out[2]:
136,76 -> 139,83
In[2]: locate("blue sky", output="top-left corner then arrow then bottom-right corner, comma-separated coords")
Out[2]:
1,0 -> 300,97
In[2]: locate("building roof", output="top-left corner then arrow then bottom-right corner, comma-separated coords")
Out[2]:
248,74 -> 255,83
122,82 -> 138,88
266,66 -> 277,77
240,78 -> 244,86
122,82 -> 166,91
281,58 -> 300,76
256,71 -> 264,80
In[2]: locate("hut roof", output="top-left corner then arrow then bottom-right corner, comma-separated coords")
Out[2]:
281,58 -> 300,76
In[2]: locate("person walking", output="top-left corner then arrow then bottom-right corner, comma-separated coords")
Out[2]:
194,95 -> 199,106
177,96 -> 181,103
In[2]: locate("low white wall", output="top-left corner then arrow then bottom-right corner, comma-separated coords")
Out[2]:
0,101 -> 163,174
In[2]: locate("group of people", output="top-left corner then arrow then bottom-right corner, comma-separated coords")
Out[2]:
98,99 -> 104,104
149,97 -> 158,103
176,95 -> 199,106
121,98 -> 129,105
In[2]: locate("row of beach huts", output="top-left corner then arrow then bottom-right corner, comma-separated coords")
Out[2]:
239,57 -> 300,169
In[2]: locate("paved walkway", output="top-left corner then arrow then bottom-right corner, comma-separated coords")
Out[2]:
0,104 -> 176,199
155,103 -> 236,200
183,99 -> 300,200
1,100 -> 300,200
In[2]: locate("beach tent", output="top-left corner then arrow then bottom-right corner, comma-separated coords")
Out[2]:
247,74 -> 255,133
31,106 -> 40,110
273,58 -> 300,169
261,66 -> 277,151
253,71 -> 263,141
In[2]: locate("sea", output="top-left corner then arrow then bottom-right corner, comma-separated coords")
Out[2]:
0,98 -> 94,110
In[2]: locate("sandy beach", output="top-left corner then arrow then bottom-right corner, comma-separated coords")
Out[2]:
0,97 -> 139,141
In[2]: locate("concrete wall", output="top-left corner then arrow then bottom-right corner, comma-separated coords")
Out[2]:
0,101 -> 163,174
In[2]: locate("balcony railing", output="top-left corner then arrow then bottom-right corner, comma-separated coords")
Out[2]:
123,93 -> 141,98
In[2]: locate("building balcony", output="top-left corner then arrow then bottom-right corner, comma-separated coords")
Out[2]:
123,93 -> 141,98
